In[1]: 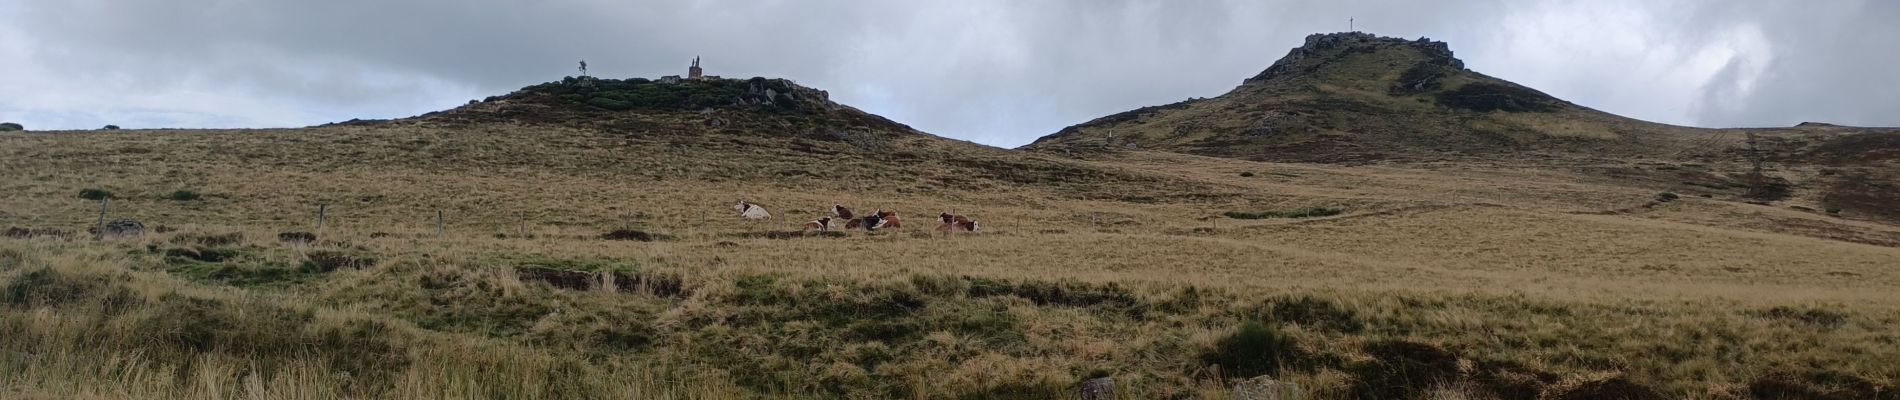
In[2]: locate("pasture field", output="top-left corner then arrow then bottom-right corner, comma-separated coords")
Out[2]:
3,126 -> 1898,399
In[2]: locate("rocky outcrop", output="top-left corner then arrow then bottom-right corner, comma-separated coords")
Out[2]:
1248,32 -> 1464,84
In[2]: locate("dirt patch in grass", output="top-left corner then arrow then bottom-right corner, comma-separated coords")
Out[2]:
1349,339 -> 1461,400
1225,207 -> 1343,219
1540,375 -> 1666,400
726,231 -> 848,240
601,229 -> 674,242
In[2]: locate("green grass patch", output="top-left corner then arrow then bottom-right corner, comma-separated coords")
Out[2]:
166,189 -> 202,201
78,188 -> 113,200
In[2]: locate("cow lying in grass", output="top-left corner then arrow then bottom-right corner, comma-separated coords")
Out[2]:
936,212 -> 978,235
733,200 -> 771,220
803,217 -> 836,233
875,210 -> 901,229
841,210 -> 902,232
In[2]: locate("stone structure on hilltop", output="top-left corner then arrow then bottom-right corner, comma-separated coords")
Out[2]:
689,56 -> 704,79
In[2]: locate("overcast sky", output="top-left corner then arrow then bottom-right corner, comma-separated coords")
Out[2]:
3,0 -> 1896,147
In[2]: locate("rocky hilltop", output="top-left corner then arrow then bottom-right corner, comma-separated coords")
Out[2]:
1025,32 -> 1625,162
402,76 -> 921,141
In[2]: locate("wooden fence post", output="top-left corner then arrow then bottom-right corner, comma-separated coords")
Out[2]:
316,204 -> 327,231
436,210 -> 445,238
94,198 -> 110,239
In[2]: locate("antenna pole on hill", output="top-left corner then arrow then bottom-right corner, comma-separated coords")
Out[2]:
1350,18 -> 1355,32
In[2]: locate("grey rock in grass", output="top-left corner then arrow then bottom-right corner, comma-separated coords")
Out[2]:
1079,377 -> 1115,400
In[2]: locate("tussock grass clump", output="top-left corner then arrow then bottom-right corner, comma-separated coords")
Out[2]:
1203,321 -> 1300,379
1255,295 -> 1364,333
77,188 -> 113,200
1749,306 -> 1849,329
165,189 -> 201,201
4,227 -> 74,239
277,231 -> 317,244
160,245 -> 247,263
1348,339 -> 1460,400
305,249 -> 378,272
169,231 -> 244,247
1225,207 -> 1344,219
1,260 -> 412,396
1539,374 -> 1665,400
601,229 -> 667,241
162,248 -> 326,287
1747,370 -> 1894,400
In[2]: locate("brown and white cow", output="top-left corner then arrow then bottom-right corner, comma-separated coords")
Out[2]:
844,212 -> 886,231
935,212 -> 978,234
875,210 -> 901,229
803,217 -> 836,233
832,204 -> 855,220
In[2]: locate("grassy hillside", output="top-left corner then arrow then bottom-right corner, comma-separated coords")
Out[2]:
4,75 -> 1900,399
1023,32 -> 1900,227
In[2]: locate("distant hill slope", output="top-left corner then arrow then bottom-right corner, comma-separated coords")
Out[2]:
1023,32 -> 1694,162
0,76 -> 1238,230
1024,32 -> 1900,223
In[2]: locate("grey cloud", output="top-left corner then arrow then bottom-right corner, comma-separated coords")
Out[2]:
2,0 -> 1896,144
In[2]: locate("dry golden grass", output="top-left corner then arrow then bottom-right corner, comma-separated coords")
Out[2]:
3,123 -> 1899,399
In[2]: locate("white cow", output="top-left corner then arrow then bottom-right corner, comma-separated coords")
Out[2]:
734,200 -> 771,220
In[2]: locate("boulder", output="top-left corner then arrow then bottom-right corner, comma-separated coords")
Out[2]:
1079,377 -> 1115,400
92,219 -> 146,238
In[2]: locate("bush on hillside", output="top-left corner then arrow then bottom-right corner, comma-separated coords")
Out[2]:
1435,82 -> 1559,112
0,122 -> 21,132
1202,321 -> 1300,379
78,188 -> 113,200
167,190 -> 202,201
102,125 -> 121,130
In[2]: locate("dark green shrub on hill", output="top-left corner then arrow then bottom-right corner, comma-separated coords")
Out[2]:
78,188 -> 113,200
0,122 -> 21,132
1203,321 -> 1300,379
167,190 -> 201,201
1436,82 -> 1560,112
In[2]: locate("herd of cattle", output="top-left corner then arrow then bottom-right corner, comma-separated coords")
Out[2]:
733,201 -> 978,235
